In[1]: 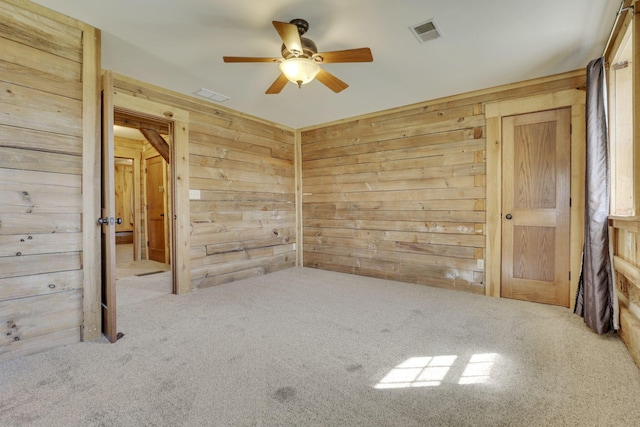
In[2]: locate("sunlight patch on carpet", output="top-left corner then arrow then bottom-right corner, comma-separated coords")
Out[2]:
374,353 -> 498,389
458,353 -> 498,385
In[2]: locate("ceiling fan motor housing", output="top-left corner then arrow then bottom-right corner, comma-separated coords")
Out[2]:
281,37 -> 318,59
289,18 -> 309,35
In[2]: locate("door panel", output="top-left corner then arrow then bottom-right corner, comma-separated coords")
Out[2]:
101,71 -> 117,342
513,225 -> 555,282
146,156 -> 166,263
114,160 -> 134,233
501,108 -> 571,307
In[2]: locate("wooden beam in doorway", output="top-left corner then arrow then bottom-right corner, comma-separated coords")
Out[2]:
139,128 -> 170,163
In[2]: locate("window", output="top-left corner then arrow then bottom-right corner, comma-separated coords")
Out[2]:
609,21 -> 633,216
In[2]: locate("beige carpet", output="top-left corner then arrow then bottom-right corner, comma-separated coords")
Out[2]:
116,243 -> 172,307
1,267 -> 639,426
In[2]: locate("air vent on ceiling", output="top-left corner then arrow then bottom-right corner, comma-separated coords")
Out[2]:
193,88 -> 230,102
410,19 -> 442,44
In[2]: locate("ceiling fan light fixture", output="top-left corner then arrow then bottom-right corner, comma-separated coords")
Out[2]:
279,57 -> 320,87
224,19 -> 371,94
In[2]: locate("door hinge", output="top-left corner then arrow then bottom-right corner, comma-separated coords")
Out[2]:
569,271 -> 571,280
569,197 -> 572,207
570,124 -> 572,134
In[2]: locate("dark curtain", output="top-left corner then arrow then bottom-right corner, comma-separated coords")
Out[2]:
574,57 -> 614,334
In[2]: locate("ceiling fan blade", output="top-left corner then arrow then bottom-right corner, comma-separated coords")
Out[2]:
315,48 -> 373,63
315,68 -> 348,93
223,56 -> 280,63
266,73 -> 290,94
272,20 -> 303,55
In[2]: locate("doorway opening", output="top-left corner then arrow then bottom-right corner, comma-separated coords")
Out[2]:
112,111 -> 173,307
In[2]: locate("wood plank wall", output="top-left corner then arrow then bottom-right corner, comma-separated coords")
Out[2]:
112,75 -> 297,288
0,0 -> 86,361
611,219 -> 640,367
301,71 -> 586,294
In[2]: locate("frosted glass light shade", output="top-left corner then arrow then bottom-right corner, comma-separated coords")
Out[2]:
279,58 -> 320,86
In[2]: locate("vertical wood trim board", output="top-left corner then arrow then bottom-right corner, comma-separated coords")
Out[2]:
570,103 -> 587,307
485,116 -> 502,297
295,129 -> 303,266
634,1 -> 640,216
172,118 -> 191,294
81,24 -> 101,341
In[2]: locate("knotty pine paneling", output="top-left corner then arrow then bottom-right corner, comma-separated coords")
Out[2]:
0,0 -> 85,361
0,290 -> 82,363
302,113 -> 486,293
301,72 -> 585,294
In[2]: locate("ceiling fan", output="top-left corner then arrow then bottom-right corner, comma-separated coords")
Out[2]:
223,19 -> 373,94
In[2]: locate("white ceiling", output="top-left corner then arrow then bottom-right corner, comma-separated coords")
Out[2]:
33,0 -> 620,129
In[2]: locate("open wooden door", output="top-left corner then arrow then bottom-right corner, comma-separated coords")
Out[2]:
501,108 -> 571,307
100,71 -> 118,342
146,155 -> 167,263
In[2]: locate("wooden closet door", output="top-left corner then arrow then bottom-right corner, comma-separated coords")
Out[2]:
146,155 -> 166,264
501,108 -> 571,307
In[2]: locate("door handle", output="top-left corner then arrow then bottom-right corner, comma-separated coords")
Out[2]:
160,213 -> 164,217
97,217 -> 123,225
505,213 -> 513,220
